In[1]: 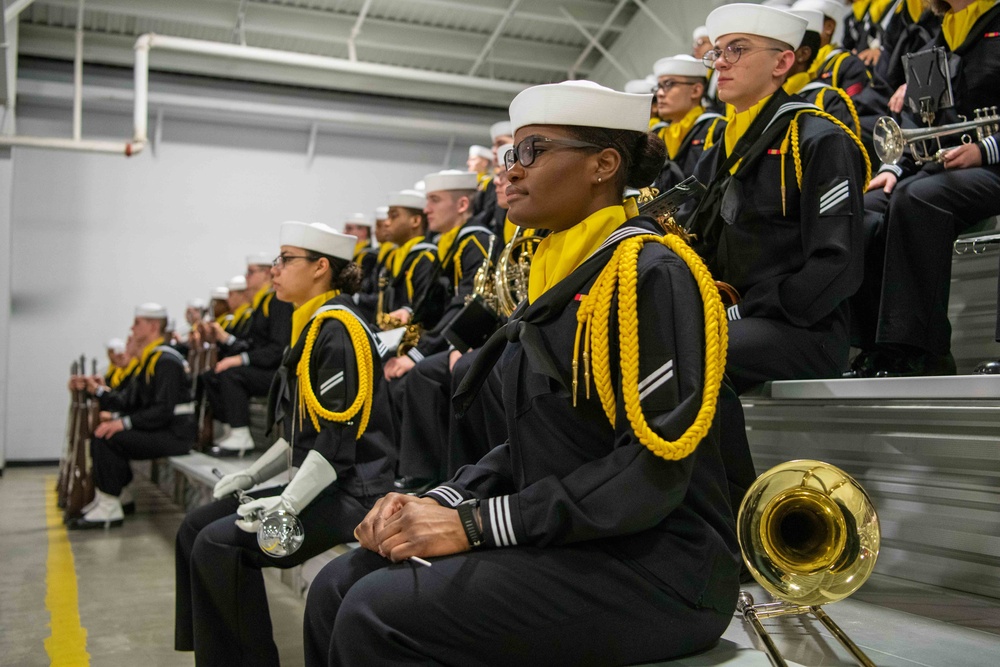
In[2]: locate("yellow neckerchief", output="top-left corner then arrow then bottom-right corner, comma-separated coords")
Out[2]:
477,172 -> 492,190
808,44 -> 836,79
353,240 -> 370,262
661,106 -> 704,159
527,205 -> 626,303
943,0 -> 994,50
647,117 -> 661,131
902,0 -> 924,22
868,0 -> 895,23
853,0 -> 871,21
783,72 -> 813,96
377,242 -> 396,265
291,290 -> 340,346
112,357 -> 139,387
436,225 -> 462,263
226,302 -> 252,331
214,313 -> 229,325
390,235 -> 424,276
724,94 -> 773,173
138,336 -> 165,380
251,284 -> 270,310
503,215 -> 518,244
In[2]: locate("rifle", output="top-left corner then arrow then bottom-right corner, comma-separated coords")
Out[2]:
63,355 -> 96,522
195,340 -> 218,450
56,360 -> 80,509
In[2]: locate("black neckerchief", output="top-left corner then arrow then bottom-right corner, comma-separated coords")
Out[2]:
452,217 -> 660,417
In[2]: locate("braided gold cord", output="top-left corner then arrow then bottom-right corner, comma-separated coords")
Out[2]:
790,109 -> 872,190
575,234 -> 728,461
296,310 -> 374,438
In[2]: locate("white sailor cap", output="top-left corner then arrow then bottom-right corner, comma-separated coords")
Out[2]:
424,169 -> 479,193
624,78 -> 655,94
693,25 -> 710,42
211,287 -> 230,301
497,143 -> 514,170
413,180 -> 426,192
706,2 -> 808,49
389,189 -> 427,210
761,0 -> 794,7
135,302 -> 167,319
468,145 -> 493,161
509,80 -> 652,134
280,221 -> 357,262
345,212 -> 374,228
490,120 -> 514,141
654,54 -> 708,78
375,205 -> 389,220
227,275 -> 248,292
246,251 -> 272,267
787,8 -> 824,35
106,338 -> 126,353
792,0 -> 843,23
187,297 -> 208,310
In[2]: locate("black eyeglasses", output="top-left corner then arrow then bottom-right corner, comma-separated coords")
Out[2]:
657,80 -> 699,93
702,43 -> 784,68
503,136 -> 605,170
271,254 -> 318,269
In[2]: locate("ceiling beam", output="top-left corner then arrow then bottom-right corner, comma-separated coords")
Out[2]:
467,0 -> 523,77
560,7 -> 633,81
4,0 -> 39,24
568,0 -> 630,80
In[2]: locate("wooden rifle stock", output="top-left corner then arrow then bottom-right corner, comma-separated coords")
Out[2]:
56,360 -> 79,509
196,342 -> 219,450
63,355 -> 96,522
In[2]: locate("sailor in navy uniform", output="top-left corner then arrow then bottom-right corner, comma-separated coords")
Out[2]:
71,303 -> 195,529
683,3 -> 869,393
303,79 -> 744,667
175,222 -> 395,666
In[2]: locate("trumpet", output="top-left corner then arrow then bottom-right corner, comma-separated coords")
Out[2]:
737,460 -> 880,667
873,106 -> 1000,165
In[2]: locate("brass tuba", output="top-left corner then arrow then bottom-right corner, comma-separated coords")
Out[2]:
736,459 -> 880,667
873,107 -> 1000,165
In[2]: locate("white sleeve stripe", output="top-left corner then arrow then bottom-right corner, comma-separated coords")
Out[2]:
319,376 -> 344,396
727,304 -> 741,321
820,180 -> 849,205
502,496 -> 517,546
819,190 -> 850,214
426,486 -> 463,507
319,372 -> 345,392
638,359 -> 674,391
488,497 -> 506,546
408,349 -> 424,363
639,368 -> 675,401
985,136 -> 999,165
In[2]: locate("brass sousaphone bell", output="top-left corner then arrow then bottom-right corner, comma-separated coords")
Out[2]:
737,460 -> 880,667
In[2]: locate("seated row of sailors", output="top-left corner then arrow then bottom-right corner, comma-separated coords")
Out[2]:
61,1 -> 1000,664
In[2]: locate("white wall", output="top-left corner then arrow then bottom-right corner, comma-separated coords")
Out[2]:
6,90 -> 481,461
0,147 -> 12,470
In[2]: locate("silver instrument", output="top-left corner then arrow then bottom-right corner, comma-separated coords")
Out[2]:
873,107 -> 1000,165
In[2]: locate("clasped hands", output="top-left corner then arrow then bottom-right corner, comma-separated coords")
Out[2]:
354,492 -> 470,563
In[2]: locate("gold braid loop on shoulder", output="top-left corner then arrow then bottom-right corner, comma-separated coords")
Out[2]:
574,233 -> 728,461
296,310 -> 374,438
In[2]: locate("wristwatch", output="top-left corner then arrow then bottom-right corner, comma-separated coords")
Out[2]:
457,499 -> 484,548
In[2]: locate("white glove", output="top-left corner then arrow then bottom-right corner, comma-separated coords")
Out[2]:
212,438 -> 291,499
235,450 -> 338,524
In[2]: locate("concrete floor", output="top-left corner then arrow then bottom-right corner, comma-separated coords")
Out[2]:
0,466 -> 306,667
4,464 -> 1000,667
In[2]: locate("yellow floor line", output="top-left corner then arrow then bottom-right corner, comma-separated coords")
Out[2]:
44,476 -> 90,666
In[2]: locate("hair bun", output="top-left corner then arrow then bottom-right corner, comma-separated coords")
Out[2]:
626,132 -> 666,188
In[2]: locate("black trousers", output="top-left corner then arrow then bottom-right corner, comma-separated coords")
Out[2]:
303,546 -> 732,667
725,316 -> 849,394
174,486 -> 376,666
857,163 -> 1000,355
203,365 -> 276,428
386,372 -> 409,467
397,351 -> 451,482
91,427 -> 193,495
447,349 -> 506,477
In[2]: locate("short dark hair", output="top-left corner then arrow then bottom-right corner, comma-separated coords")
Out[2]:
562,126 -> 666,192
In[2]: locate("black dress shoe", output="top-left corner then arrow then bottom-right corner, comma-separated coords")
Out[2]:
842,349 -> 881,378
67,517 -> 124,530
874,350 -> 957,377
393,477 -> 437,494
974,359 -> 1000,374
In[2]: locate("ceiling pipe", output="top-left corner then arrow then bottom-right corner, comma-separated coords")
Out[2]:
0,30 -> 526,156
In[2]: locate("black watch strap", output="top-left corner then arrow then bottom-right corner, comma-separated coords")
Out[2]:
457,499 -> 484,548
